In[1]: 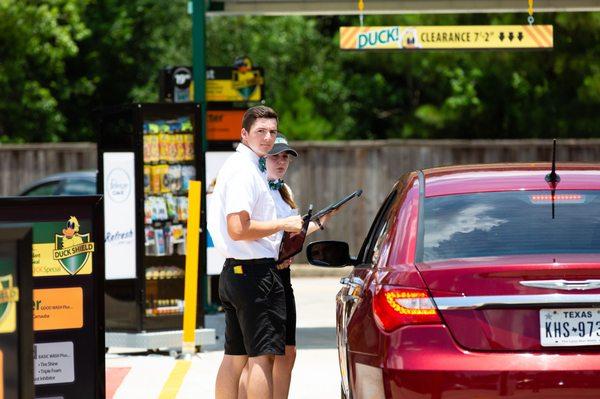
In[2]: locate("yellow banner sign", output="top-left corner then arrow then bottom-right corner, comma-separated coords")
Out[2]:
206,79 -> 263,102
340,25 -> 553,50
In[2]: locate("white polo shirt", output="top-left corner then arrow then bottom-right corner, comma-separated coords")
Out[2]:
269,184 -> 299,246
207,143 -> 279,260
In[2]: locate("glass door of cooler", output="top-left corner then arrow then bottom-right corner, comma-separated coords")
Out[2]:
142,116 -> 196,324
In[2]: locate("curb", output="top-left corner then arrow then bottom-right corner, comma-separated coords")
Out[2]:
290,264 -> 353,278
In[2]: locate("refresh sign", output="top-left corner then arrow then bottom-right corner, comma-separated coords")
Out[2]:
103,152 -> 137,280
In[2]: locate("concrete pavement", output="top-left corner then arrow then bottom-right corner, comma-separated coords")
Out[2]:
106,276 -> 345,398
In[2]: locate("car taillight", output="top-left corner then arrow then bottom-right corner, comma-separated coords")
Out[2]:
372,286 -> 441,332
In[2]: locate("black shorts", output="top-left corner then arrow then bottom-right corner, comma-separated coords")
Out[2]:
218,258 -> 286,357
276,267 -> 296,346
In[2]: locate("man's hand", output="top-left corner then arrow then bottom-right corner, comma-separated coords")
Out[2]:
276,257 -> 293,270
280,215 -> 303,233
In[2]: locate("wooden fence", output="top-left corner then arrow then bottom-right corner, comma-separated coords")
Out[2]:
2,139 -> 600,258
285,139 -> 600,258
0,143 -> 96,196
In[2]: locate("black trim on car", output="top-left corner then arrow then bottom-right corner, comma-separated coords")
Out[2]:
355,187 -> 398,268
415,170 -> 425,263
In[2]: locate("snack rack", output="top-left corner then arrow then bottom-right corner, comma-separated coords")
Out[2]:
99,103 -> 206,333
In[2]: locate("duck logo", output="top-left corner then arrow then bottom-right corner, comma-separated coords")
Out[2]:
53,216 -> 95,275
400,28 -> 422,49
0,274 -> 18,332
231,56 -> 264,100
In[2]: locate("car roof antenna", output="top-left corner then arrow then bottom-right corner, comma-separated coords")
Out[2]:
545,139 -> 560,219
545,139 -> 560,185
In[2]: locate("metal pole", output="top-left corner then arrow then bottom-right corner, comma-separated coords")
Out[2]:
192,0 -> 206,132
192,0 -> 210,315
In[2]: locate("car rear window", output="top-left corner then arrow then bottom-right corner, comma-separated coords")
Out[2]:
421,190 -> 600,262
61,179 -> 96,195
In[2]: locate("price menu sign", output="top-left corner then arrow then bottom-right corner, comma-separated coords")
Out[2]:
0,197 -> 104,399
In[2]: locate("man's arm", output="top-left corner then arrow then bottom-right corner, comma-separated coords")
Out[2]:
227,211 -> 302,241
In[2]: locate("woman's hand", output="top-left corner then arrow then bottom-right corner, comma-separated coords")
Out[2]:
318,212 -> 332,226
318,208 -> 339,227
276,257 -> 293,270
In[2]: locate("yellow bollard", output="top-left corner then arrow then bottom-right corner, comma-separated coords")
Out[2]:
182,180 -> 201,356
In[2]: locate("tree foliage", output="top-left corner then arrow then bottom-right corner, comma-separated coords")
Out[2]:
0,5 -> 599,142
0,0 -> 191,142
0,0 -> 90,142
206,16 -> 353,140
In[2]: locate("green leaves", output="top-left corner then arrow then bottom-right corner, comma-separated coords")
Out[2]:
205,16 -> 352,140
1,9 -> 600,142
0,0 -> 89,141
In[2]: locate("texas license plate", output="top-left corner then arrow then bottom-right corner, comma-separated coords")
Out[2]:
540,308 -> 600,347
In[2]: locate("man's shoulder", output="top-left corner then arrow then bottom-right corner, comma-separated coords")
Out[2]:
219,154 -> 263,183
219,153 -> 247,174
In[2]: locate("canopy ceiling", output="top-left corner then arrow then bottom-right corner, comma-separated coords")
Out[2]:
206,0 -> 600,15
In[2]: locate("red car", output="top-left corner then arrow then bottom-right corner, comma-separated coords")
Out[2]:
307,163 -> 600,398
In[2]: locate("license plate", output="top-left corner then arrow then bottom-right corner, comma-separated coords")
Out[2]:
540,308 -> 600,347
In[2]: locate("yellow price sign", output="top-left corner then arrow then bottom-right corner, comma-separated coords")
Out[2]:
340,25 -> 553,50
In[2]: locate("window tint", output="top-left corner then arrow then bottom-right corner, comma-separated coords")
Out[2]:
370,216 -> 394,267
357,189 -> 398,266
422,190 -> 600,262
23,181 -> 60,196
60,179 -> 96,195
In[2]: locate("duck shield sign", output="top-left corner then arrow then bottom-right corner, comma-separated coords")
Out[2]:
0,274 -> 18,333
53,233 -> 94,275
32,216 -> 94,277
231,57 -> 264,100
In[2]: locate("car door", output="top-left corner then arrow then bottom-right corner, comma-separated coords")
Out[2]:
21,180 -> 61,196
338,187 -> 399,398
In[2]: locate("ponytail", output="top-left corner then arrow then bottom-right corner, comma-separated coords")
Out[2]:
279,184 -> 297,209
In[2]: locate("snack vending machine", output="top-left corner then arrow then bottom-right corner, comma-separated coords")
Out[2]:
99,103 -> 205,332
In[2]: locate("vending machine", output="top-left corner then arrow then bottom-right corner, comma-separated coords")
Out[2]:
98,103 -> 207,336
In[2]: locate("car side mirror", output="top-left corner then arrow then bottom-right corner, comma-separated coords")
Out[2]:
306,241 -> 354,267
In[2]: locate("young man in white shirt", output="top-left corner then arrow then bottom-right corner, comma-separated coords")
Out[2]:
209,106 -> 303,399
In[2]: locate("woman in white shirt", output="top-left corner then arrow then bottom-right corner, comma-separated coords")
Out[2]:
266,133 -> 333,399
238,133 -> 334,399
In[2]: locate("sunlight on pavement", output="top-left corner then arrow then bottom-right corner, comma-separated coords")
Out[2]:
106,277 -> 343,398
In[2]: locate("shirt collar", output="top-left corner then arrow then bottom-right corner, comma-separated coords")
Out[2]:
237,142 -> 261,162
237,143 -> 267,174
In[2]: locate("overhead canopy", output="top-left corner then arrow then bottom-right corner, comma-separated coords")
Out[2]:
207,0 -> 600,16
